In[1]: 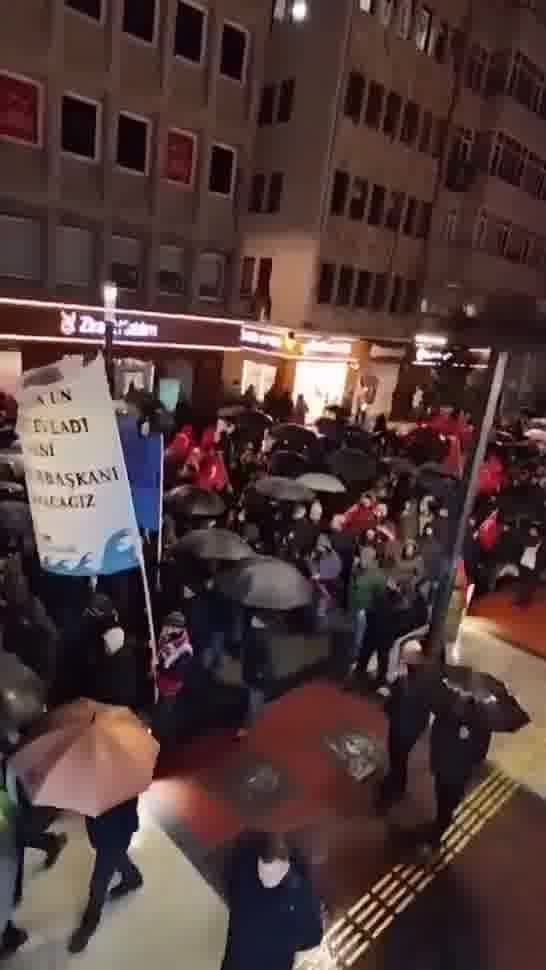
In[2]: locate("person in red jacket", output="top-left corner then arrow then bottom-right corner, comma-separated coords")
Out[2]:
343,494 -> 376,534
195,427 -> 232,493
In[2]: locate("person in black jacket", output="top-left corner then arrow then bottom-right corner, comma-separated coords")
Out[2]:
221,832 -> 322,970
68,797 -> 142,953
376,641 -> 431,814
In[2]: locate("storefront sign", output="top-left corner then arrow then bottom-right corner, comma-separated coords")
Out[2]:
16,355 -> 141,576
241,327 -> 283,351
60,309 -> 158,340
303,339 -> 352,357
414,346 -> 454,365
0,72 -> 41,145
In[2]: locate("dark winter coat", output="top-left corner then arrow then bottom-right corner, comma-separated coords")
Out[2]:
385,670 -> 432,749
430,715 -> 491,785
221,840 -> 322,970
86,797 -> 139,852
91,643 -> 139,711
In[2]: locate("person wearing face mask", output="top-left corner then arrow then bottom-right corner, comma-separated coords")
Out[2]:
153,611 -> 194,741
84,595 -> 138,712
221,831 -> 322,970
375,641 -> 431,814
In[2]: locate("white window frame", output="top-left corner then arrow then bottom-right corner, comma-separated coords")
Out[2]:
122,0 -> 160,47
174,0 -> 208,68
64,0 -> 105,26
198,251 -> 226,302
208,142 -> 237,198
0,71 -> 44,149
61,91 -> 102,163
219,19 -> 250,85
164,128 -> 197,189
116,110 -> 151,176
0,215 -> 42,280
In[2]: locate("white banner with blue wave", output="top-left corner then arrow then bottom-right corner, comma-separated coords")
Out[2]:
16,355 -> 141,576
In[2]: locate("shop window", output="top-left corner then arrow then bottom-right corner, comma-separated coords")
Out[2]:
403,279 -> 418,313
403,196 -> 417,235
400,101 -> 419,146
336,265 -> 354,306
258,84 -> 275,125
344,72 -> 366,123
65,0 -> 102,19
414,6 -> 431,52
396,0 -> 413,39
116,112 -> 150,174
389,275 -> 403,313
364,81 -> 384,128
349,177 -> 368,220
123,0 -> 156,43
354,269 -> 372,307
266,172 -> 284,213
0,72 -> 42,147
61,94 -> 100,161
111,234 -> 141,290
198,251 -> 225,300
56,224 -> 93,286
209,144 -> 237,196
385,190 -> 405,230
416,201 -> 432,239
249,173 -> 266,212
368,184 -> 386,226
220,22 -> 249,83
174,1 -> 207,64
277,78 -> 295,122
330,170 -> 350,215
371,273 -> 387,310
240,256 -> 256,297
0,214 -> 41,280
419,110 -> 432,153
163,129 -> 197,187
317,262 -> 335,303
158,244 -> 185,295
242,360 -> 276,402
383,91 -> 402,137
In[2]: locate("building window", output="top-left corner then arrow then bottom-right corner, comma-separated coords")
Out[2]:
371,273 -> 387,310
258,85 -> 275,125
174,1 -> 206,64
344,72 -> 366,122
385,190 -> 405,230
432,20 -> 448,63
61,94 -> 100,161
443,208 -> 458,242
465,44 -> 488,95
209,144 -> 236,196
396,0 -> 413,39
116,113 -> 150,174
383,91 -> 402,137
317,262 -> 335,303
414,6 -> 432,52
220,22 -> 249,83
419,110 -> 432,153
403,279 -> 418,313
267,172 -> 284,213
336,265 -> 354,306
111,234 -> 141,290
249,173 -> 266,212
158,244 -> 185,295
56,224 -> 93,286
0,215 -> 41,280
123,0 -> 156,43
416,201 -> 432,239
403,197 -> 417,235
0,72 -> 42,147
368,184 -> 386,225
354,270 -> 372,307
163,129 -> 196,187
198,251 -> 225,300
330,170 -> 350,215
379,0 -> 394,27
400,101 -> 419,146
65,0 -> 102,19
364,82 -> 384,128
240,256 -> 256,297
277,78 -> 295,122
349,177 -> 368,220
389,275 -> 403,313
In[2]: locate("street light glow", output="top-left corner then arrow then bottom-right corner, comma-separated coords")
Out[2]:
291,0 -> 309,22
414,333 -> 448,347
103,281 -> 118,310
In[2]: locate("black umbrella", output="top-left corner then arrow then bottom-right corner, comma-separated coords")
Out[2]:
0,653 -> 46,734
327,448 -> 378,485
215,557 -> 313,610
271,424 -> 317,451
165,485 -> 226,519
270,450 -> 310,479
417,466 -> 458,503
296,472 -> 346,494
430,665 -> 530,733
218,406 -> 272,430
343,428 -> 375,452
172,528 -> 252,562
384,457 -> 418,478
315,417 -> 340,440
253,476 -> 314,504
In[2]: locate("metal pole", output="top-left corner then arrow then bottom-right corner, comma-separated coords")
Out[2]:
427,350 -> 509,654
103,282 -> 117,398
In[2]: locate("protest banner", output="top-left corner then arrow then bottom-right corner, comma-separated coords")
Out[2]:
117,414 -> 162,533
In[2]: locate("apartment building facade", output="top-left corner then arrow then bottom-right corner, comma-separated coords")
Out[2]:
239,0 -> 546,410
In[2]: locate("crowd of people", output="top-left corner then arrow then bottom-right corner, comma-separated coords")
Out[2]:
0,384 -> 541,957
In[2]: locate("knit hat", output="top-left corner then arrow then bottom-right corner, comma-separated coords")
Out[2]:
164,611 -> 186,629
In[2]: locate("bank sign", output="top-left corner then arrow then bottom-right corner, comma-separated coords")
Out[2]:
59,309 -> 158,340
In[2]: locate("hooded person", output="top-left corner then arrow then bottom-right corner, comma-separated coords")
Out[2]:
83,595 -> 139,711
221,831 -> 323,970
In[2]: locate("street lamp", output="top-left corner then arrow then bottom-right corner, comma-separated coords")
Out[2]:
103,281 -> 118,396
291,1 -> 309,23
